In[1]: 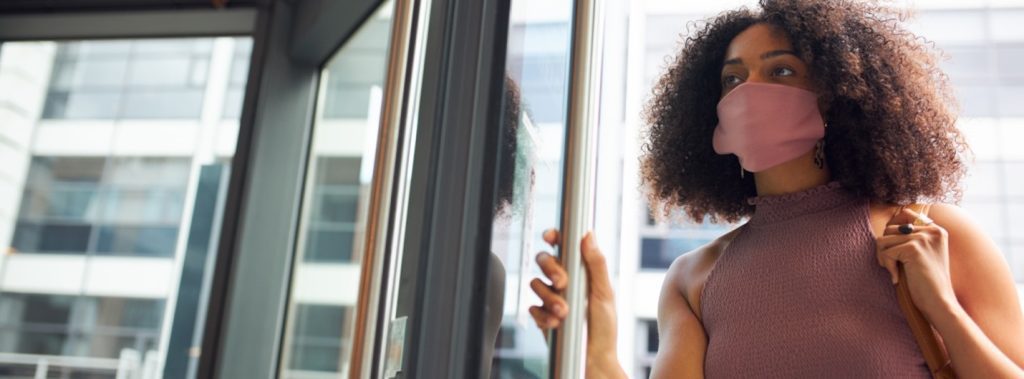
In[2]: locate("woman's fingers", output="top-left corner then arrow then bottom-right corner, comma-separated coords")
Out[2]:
887,205 -> 923,226
529,305 -> 561,329
536,252 -> 567,290
879,255 -> 900,285
530,278 -> 567,317
580,232 -> 614,302
543,228 -> 561,247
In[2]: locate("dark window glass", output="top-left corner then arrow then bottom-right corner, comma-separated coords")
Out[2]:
315,157 -> 362,185
94,298 -> 165,330
25,157 -> 105,187
0,294 -> 165,359
22,295 -> 74,325
304,227 -> 355,263
14,332 -> 68,356
313,190 -> 359,223
639,237 -> 710,270
13,157 -> 189,257
645,320 -> 658,353
288,305 -> 346,372
99,189 -> 185,225
95,225 -> 178,257
19,186 -> 100,221
302,157 -> 362,263
82,333 -> 157,358
12,222 -> 92,254
496,325 -> 516,349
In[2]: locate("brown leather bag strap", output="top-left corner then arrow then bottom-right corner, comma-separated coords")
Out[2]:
891,203 -> 956,378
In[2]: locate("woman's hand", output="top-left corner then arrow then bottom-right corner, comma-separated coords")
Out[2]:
529,229 -> 626,378
876,206 -> 958,320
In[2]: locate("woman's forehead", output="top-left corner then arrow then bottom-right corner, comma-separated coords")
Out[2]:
725,23 -> 795,61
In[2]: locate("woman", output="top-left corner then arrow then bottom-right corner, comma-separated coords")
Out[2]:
529,0 -> 1024,377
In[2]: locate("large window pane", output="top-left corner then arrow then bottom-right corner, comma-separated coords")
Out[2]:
0,36 -> 251,378
486,1 -> 573,377
279,3 -> 393,378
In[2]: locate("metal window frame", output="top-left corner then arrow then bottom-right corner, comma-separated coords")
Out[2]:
208,1 -> 388,378
0,9 -> 258,41
389,0 -> 513,377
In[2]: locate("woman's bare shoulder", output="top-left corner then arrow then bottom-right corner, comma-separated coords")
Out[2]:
665,224 -> 746,320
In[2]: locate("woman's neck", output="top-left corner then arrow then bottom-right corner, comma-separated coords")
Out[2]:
752,149 -> 832,196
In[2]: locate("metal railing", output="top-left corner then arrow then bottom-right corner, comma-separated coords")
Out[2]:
0,349 -> 156,379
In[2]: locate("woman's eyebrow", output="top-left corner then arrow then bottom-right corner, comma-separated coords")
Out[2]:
722,49 -> 799,67
761,49 -> 799,59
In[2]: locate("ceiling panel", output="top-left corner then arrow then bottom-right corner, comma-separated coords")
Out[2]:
0,0 -> 270,14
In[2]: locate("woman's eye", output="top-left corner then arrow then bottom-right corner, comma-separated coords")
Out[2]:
722,75 -> 742,86
774,67 -> 795,77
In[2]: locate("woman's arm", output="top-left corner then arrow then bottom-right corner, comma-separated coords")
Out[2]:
879,203 -> 1024,376
650,252 -> 708,379
928,203 -> 1024,376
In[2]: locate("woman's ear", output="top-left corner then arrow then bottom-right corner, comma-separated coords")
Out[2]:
817,95 -> 831,121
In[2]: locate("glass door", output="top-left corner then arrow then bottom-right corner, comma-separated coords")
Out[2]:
378,0 -> 605,376
278,2 -> 398,378
486,0 -> 573,377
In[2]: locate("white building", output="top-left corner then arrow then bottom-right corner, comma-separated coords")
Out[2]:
0,29 -> 387,377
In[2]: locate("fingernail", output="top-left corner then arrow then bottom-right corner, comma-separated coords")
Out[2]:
552,304 -> 564,315
551,275 -> 561,284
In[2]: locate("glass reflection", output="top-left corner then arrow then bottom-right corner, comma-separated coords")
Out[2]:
279,2 -> 393,378
487,1 -> 573,377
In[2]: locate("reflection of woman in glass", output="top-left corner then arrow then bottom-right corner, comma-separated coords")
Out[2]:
530,1 -> 1024,377
485,75 -> 542,379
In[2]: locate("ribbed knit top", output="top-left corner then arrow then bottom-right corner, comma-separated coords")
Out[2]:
701,180 -> 931,378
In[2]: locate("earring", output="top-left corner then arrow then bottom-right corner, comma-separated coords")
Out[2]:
814,122 -> 828,169
740,165 -> 744,179
814,140 -> 825,169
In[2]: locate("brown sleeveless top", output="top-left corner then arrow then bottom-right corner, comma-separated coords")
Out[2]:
701,180 -> 931,377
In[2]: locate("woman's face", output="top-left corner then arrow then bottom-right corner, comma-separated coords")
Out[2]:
720,23 -> 815,99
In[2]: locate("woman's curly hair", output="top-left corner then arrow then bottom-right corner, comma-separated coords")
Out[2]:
640,0 -> 971,224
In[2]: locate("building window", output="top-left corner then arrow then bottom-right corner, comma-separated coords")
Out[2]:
640,237 -> 709,270
303,157 -> 362,263
287,304 -> 348,372
495,325 -> 517,349
42,39 -> 212,120
12,157 -> 189,257
0,294 -> 163,359
636,319 -> 658,378
645,319 -> 658,353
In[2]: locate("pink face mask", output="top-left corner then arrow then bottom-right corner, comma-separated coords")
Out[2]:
712,82 -> 825,172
